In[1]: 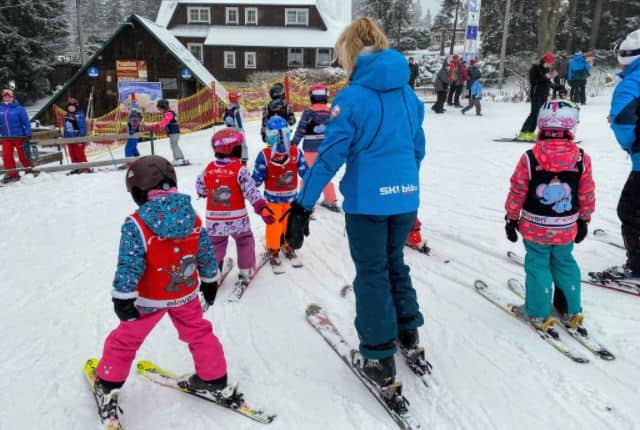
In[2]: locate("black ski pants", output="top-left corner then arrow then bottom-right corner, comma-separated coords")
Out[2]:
618,171 -> 640,274
447,84 -> 463,106
520,95 -> 546,133
570,80 -> 587,104
432,91 -> 447,113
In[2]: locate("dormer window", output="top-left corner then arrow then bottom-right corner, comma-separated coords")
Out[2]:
226,7 -> 239,24
285,8 -> 308,26
187,7 -> 210,24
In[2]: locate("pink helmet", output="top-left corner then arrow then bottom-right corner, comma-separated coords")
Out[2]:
309,83 -> 329,103
211,128 -> 244,156
537,100 -> 580,132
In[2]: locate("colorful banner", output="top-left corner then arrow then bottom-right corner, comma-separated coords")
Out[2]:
117,81 -> 163,113
116,60 -> 148,81
463,0 -> 481,63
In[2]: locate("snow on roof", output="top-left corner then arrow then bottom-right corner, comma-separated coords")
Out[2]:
136,16 -> 228,99
156,0 -> 178,27
202,25 -> 340,48
170,25 -> 209,38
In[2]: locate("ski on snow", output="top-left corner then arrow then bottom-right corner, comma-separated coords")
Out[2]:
506,278 -> 615,361
507,250 -> 640,296
305,304 -> 422,430
592,228 -> 625,250
135,359 -> 276,424
473,280 -> 590,363
84,358 -> 124,430
227,254 -> 271,302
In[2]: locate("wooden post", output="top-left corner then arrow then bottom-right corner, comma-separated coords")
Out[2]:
498,0 -> 512,89
210,81 -> 218,124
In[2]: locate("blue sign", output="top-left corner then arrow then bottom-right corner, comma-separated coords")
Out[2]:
469,0 -> 480,12
466,25 -> 479,40
87,66 -> 99,78
180,68 -> 193,80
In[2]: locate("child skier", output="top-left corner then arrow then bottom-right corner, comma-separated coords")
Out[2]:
252,115 -> 308,267
149,99 -> 188,166
223,92 -> 249,165
260,83 -> 296,142
504,100 -> 595,332
291,83 -> 340,212
125,109 -> 142,158
461,78 -> 482,116
196,128 -> 275,282
92,155 -> 235,424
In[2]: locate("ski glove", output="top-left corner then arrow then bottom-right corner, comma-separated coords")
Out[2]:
113,297 -> 140,321
575,219 -> 588,244
200,281 -> 218,306
505,218 -> 519,243
286,200 -> 312,250
253,199 -> 275,225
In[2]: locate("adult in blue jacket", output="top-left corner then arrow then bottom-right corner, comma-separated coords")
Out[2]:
568,52 -> 591,104
610,29 -> 640,278
0,88 -> 32,183
286,17 -> 426,389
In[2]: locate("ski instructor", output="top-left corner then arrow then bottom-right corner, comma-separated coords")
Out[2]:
517,52 -> 557,141
610,28 -> 640,278
285,17 -> 426,388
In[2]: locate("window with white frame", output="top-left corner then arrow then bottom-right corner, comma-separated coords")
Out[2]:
316,48 -> 332,67
285,8 -> 308,26
187,43 -> 204,63
226,7 -> 239,24
245,7 -> 258,25
288,48 -> 304,67
224,51 -> 236,68
187,7 -> 210,24
245,52 -> 257,69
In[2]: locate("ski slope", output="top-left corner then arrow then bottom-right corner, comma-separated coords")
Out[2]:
1,93 -> 639,430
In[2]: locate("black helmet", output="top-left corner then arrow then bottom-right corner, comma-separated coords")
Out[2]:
126,155 -> 177,205
269,83 -> 285,100
156,98 -> 169,110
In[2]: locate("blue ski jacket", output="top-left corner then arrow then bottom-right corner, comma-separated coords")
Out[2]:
297,49 -> 426,215
610,58 -> 640,171
568,54 -> 591,81
0,100 -> 31,138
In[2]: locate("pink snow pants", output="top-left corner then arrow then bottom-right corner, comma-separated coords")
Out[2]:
212,230 -> 256,270
97,298 -> 227,383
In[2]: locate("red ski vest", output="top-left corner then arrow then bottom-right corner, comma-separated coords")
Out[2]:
203,160 -> 247,221
262,146 -> 300,197
130,212 -> 202,308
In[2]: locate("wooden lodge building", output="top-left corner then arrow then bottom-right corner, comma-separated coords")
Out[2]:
33,14 -> 222,124
155,0 -> 352,81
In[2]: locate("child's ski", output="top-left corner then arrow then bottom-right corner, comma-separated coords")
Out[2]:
83,358 -> 124,430
227,255 -> 270,302
473,280 -> 589,363
305,304 -> 422,430
135,360 -> 276,424
506,250 -> 524,266
506,279 -> 615,360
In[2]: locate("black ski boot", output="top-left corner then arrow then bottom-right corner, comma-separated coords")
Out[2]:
352,352 -> 396,388
178,373 -> 243,406
398,329 -> 419,350
93,377 -> 124,423
398,329 -> 433,376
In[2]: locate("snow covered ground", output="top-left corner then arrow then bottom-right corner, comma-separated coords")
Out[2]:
1,92 -> 639,430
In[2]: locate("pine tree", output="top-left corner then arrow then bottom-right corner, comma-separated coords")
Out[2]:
0,0 -> 68,101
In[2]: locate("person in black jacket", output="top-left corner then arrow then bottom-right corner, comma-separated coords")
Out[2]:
260,83 -> 296,142
408,57 -> 420,89
517,52 -> 557,141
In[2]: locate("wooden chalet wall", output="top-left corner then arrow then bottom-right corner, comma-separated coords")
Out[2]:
38,22 -> 203,125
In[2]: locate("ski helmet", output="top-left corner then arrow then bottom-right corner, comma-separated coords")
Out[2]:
537,100 -> 580,132
125,155 -> 177,205
211,128 -> 244,157
266,115 -> 291,155
309,83 -> 329,103
156,99 -> 170,110
617,29 -> 640,66
269,83 -> 285,101
228,91 -> 239,104
224,115 -> 235,127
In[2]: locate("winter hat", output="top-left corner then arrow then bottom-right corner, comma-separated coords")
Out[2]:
618,29 -> 640,65
542,52 -> 555,64
470,59 -> 478,66
66,98 -> 79,107
228,91 -> 239,104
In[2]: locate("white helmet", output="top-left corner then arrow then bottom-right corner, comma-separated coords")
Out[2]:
618,29 -> 640,66
537,100 -> 580,133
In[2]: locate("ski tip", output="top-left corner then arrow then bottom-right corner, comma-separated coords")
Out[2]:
597,351 -> 616,361
136,359 -> 156,374
85,357 -> 99,368
507,278 -> 521,286
592,228 -> 605,236
339,284 -> 352,297
507,251 -> 517,258
305,303 -> 322,316
473,280 -> 488,290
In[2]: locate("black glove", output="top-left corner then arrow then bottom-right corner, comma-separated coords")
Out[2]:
505,218 -> 519,243
200,281 -> 218,306
575,219 -> 588,244
286,200 -> 312,250
113,298 -> 140,322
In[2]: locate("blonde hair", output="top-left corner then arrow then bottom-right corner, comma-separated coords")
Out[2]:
335,16 -> 389,74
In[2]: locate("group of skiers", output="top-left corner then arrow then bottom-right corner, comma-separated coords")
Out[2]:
432,54 -> 483,116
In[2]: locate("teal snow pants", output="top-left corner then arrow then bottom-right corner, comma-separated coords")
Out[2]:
345,211 -> 424,359
523,240 -> 582,318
